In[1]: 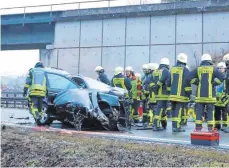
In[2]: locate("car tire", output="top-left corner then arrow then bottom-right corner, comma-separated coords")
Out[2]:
102,108 -> 119,131
36,103 -> 53,126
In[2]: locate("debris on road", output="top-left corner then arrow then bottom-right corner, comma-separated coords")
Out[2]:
1,126 -> 229,167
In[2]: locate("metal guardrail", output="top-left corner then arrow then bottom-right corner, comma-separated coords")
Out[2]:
1,92 -> 28,108
0,0 -> 201,15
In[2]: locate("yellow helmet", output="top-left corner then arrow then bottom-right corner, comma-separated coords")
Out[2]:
95,66 -> 103,72
177,53 -> 188,64
114,66 -> 123,75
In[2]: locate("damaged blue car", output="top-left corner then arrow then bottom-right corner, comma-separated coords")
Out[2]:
36,67 -> 131,131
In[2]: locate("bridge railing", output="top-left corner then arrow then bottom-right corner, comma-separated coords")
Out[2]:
1,92 -> 28,109
0,0 -> 201,15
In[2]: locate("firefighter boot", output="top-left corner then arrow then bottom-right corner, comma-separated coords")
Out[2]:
161,120 -> 167,129
152,119 -> 163,131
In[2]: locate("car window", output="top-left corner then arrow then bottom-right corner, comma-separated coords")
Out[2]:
47,73 -> 78,90
72,77 -> 87,89
84,77 -> 110,91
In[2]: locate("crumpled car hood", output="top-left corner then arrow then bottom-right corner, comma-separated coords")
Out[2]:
54,89 -> 93,110
54,89 -> 109,128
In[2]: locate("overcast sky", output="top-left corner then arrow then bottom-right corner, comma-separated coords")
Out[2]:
0,0 -> 161,76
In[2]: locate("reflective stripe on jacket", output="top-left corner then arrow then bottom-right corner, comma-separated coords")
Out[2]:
185,61 -> 225,103
168,64 -> 189,102
25,68 -> 47,97
153,66 -> 171,101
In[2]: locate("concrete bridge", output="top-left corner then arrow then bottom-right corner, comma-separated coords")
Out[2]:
1,0 -> 229,78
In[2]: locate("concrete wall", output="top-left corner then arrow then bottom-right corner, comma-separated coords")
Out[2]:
41,11 -> 229,79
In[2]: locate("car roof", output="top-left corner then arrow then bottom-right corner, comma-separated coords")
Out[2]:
44,67 -> 71,76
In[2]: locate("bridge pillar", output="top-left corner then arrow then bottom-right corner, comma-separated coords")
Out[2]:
39,48 -> 58,68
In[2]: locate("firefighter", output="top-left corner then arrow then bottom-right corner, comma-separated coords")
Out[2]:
23,61 -> 47,123
147,63 -> 159,126
215,62 -> 228,131
125,66 -> 142,125
141,64 -> 149,84
152,58 -> 171,131
168,53 -> 189,132
95,66 -> 110,85
223,54 -> 229,133
111,66 -> 132,93
185,54 -> 225,131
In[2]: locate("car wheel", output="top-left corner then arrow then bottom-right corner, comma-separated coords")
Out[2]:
36,104 -> 53,126
102,108 -> 119,131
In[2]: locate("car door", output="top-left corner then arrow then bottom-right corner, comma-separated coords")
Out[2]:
46,73 -> 79,104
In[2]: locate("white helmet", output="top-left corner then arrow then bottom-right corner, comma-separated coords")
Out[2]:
177,53 -> 188,64
160,57 -> 170,65
125,66 -> 134,72
201,54 -> 212,61
217,62 -> 226,69
135,73 -> 142,79
95,66 -> 103,72
148,63 -> 159,70
223,53 -> 229,61
142,64 -> 148,70
114,66 -> 123,75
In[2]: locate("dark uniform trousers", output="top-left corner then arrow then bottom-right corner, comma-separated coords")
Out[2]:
215,106 -> 228,129
172,102 -> 186,129
154,100 -> 167,128
196,103 -> 215,130
28,96 -> 44,119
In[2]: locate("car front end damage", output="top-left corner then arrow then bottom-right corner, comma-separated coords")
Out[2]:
54,89 -> 130,131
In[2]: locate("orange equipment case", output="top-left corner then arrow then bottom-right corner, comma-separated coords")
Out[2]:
190,129 -> 219,146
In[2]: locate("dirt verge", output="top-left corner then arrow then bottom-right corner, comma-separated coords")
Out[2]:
1,126 -> 229,167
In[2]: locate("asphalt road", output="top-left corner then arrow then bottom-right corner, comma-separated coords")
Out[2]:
1,108 -> 229,148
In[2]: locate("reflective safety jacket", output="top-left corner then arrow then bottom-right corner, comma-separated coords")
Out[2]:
152,65 -> 171,101
129,75 -> 141,100
215,82 -> 227,107
141,73 -> 151,99
168,63 -> 190,102
111,74 -> 132,91
24,68 -> 47,97
185,61 -> 225,103
145,71 -> 156,103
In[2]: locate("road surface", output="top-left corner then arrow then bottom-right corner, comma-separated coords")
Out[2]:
1,108 -> 229,148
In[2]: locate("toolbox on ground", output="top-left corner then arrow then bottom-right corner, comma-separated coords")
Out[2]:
190,129 -> 219,146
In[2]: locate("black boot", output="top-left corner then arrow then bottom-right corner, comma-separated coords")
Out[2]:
161,120 -> 167,129
153,126 -> 164,131
152,120 -> 163,131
